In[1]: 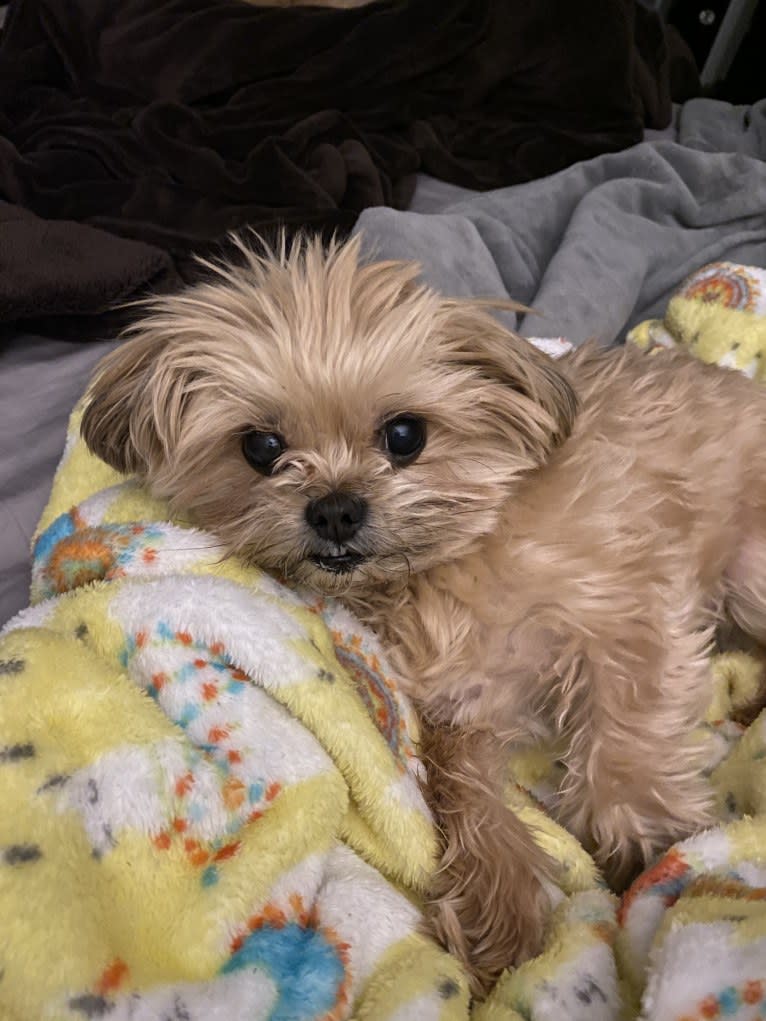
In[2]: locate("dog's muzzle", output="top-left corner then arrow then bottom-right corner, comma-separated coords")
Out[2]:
305,490 -> 369,574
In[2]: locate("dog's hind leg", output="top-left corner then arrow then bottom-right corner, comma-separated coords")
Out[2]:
552,611 -> 716,891
723,524 -> 766,723
725,523 -> 766,642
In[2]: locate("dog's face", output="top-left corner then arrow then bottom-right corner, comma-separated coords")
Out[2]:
82,237 -> 577,595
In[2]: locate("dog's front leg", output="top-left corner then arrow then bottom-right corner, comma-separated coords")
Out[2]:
418,719 -> 557,999
553,628 -> 715,889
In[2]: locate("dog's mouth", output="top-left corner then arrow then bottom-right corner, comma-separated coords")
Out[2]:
309,552 -> 368,575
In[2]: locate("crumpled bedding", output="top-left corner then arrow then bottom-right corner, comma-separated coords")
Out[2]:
0,0 -> 680,256
2,303 -> 766,1018
1,96 -> 760,627
355,99 -> 766,348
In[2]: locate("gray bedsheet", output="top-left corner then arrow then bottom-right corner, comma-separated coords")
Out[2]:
359,98 -> 766,346
1,335 -> 118,624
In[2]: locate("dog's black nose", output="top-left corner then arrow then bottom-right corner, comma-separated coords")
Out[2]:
305,492 -> 367,544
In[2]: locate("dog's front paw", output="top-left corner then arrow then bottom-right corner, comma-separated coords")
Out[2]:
424,822 -> 555,999
417,723 -> 558,997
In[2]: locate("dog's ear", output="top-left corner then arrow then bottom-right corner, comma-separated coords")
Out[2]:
81,330 -> 175,476
440,300 -> 578,464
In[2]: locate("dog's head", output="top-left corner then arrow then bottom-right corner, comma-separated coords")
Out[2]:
82,235 -> 577,594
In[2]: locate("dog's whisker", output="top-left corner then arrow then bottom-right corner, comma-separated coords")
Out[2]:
150,544 -> 225,553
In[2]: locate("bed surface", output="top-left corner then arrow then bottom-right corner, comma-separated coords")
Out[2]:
1,335 -> 119,623
3,6 -> 766,1017
2,98 -> 766,626
358,99 -> 766,345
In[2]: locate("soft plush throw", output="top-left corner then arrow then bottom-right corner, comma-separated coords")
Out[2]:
2,291 -> 766,1020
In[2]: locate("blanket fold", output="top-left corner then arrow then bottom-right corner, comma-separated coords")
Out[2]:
356,102 -> 766,349
0,201 -> 179,336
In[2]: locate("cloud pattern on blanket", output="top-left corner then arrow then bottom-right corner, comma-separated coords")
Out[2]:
2,310 -> 766,1018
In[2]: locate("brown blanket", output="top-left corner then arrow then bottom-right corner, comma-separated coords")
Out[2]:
0,202 -> 178,338
0,0 -> 689,259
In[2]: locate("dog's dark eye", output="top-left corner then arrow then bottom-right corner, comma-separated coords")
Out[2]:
241,430 -> 286,475
382,415 -> 426,465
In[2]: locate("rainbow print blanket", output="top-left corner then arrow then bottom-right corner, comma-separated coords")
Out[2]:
2,265 -> 766,1020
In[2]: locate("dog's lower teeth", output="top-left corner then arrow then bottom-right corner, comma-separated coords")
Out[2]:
312,553 -> 364,574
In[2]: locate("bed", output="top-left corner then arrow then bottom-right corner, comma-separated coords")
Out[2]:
1,1 -> 766,1017
4,100 -> 766,626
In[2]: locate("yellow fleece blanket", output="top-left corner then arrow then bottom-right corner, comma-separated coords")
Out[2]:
1,261 -> 766,1021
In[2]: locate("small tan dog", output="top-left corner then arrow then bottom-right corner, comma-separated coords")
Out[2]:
82,236 -> 766,997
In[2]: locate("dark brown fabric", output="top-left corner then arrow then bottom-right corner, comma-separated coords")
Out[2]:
0,202 -> 179,337
0,0 -> 682,258
664,24 -> 702,105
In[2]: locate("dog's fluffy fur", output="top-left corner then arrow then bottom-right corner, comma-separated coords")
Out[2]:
82,236 -> 766,996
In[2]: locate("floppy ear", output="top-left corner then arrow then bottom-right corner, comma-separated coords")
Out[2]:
440,300 -> 578,464
80,330 -> 172,476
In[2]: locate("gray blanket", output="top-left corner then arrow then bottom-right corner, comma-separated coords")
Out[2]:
0,335 -> 120,622
355,99 -> 766,347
